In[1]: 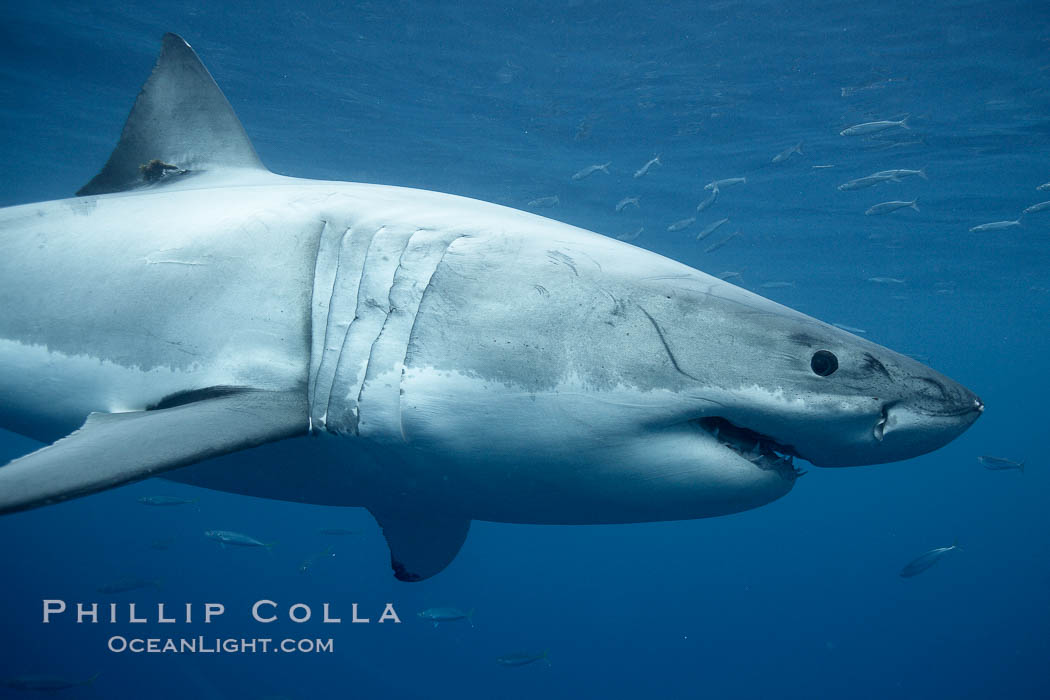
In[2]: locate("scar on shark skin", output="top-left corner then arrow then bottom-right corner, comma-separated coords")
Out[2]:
636,304 -> 703,383
139,159 -> 187,183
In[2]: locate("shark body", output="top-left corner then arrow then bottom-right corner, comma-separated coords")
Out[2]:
0,35 -> 982,580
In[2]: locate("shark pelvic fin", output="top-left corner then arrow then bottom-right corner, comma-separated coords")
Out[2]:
369,508 -> 471,582
0,389 -> 307,515
77,33 -> 268,196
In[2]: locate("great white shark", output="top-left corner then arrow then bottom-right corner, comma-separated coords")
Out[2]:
0,34 -> 983,581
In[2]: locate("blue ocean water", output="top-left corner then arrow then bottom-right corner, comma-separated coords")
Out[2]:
0,1 -> 1047,697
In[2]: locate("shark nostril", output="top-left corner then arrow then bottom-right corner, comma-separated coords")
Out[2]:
914,376 -> 950,401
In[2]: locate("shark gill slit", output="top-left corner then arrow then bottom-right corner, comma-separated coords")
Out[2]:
309,221 -> 358,431
306,218 -> 338,421
356,228 -> 466,442
324,223 -> 408,435
314,224 -> 361,423
353,228 -> 420,429
312,221 -> 380,432
396,232 -> 467,442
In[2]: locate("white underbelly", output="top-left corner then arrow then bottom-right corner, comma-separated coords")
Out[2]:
0,337 -> 297,442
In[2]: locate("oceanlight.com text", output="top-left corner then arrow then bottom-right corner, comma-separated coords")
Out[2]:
107,636 -> 334,654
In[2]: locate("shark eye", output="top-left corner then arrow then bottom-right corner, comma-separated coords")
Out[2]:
810,350 -> 839,377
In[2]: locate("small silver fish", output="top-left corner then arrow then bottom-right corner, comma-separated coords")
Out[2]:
811,164 -> 836,169
872,168 -> 927,180
977,455 -> 1024,472
1037,182 -> 1050,191
832,322 -> 867,334
633,155 -> 661,178
969,219 -> 1021,232
867,277 -> 906,285
615,196 -> 639,212
299,546 -> 335,574
571,162 -> 610,180
772,142 -> 803,163
704,177 -> 746,191
695,217 -> 729,240
838,173 -> 900,191
696,187 -> 719,212
865,200 -> 918,216
839,77 -> 903,97
872,137 -> 927,150
840,117 -> 909,136
759,281 -> 795,289
667,216 -> 696,232
496,650 -> 549,667
615,227 -> 643,242
1022,201 -> 1050,215
204,530 -> 274,549
137,495 -> 198,506
526,195 -> 559,208
418,607 -> 474,628
703,230 -> 741,254
717,270 -> 743,281
899,540 -> 959,578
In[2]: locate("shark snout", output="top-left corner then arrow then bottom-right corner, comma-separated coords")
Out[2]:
874,378 -> 983,461
907,372 -> 983,417
797,370 -> 982,468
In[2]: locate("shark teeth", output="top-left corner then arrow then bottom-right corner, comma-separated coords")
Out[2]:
695,417 -> 805,480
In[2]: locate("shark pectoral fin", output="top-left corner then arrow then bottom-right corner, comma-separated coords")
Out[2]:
77,33 -> 269,196
369,509 -> 471,582
0,390 -> 307,516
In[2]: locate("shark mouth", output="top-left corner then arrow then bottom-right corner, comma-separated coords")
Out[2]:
695,417 -> 807,480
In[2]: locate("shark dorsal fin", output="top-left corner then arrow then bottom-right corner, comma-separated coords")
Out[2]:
77,33 -> 268,196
